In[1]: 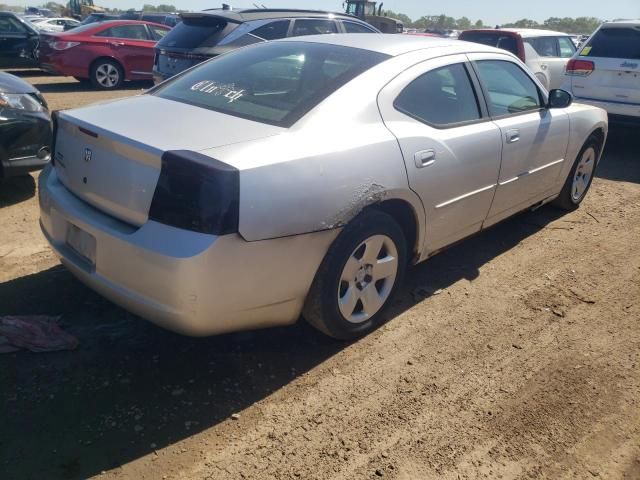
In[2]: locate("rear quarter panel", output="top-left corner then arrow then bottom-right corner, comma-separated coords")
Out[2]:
201,56 -> 430,245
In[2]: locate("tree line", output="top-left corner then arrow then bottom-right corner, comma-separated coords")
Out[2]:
383,11 -> 604,34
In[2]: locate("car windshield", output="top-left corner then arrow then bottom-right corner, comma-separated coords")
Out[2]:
581,26 -> 640,59
152,41 -> 389,127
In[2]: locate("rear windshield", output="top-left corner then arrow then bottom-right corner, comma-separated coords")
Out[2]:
157,16 -> 229,49
581,27 -> 640,59
152,41 -> 389,127
460,31 -> 519,56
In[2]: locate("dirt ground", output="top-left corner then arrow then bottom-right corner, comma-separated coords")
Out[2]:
1,70 -> 639,480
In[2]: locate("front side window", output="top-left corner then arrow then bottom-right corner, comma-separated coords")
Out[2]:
95,25 -> 149,40
557,36 -> 576,58
291,19 -> 338,37
251,20 -> 290,40
581,27 -> 640,59
475,60 -> 541,116
343,21 -> 375,33
153,42 -> 388,127
394,63 -> 481,126
527,37 -> 558,57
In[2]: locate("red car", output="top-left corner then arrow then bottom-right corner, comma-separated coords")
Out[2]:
39,20 -> 170,90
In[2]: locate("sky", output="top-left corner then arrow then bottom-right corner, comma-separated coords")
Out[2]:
12,0 -> 640,24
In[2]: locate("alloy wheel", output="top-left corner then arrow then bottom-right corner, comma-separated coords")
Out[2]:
572,146 -> 596,202
95,63 -> 120,88
337,234 -> 399,324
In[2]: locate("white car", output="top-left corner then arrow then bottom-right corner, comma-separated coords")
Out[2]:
39,35 -> 608,339
563,21 -> 640,126
460,28 -> 577,90
31,17 -> 80,32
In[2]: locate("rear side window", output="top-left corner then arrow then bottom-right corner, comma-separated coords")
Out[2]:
527,37 -> 558,57
343,21 -> 375,33
395,63 -> 481,126
292,19 -> 338,37
581,27 -> 640,59
557,36 -> 576,58
153,41 -> 388,127
158,17 -> 228,49
251,20 -> 290,40
475,60 -> 541,116
95,25 -> 149,40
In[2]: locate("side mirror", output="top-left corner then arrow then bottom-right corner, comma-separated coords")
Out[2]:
548,89 -> 573,109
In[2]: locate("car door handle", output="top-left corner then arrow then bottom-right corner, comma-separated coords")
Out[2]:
505,129 -> 520,144
414,149 -> 436,168
109,41 -> 125,47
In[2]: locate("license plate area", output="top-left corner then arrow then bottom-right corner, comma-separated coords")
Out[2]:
66,223 -> 96,267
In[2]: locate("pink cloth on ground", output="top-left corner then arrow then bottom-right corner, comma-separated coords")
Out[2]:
0,316 -> 78,353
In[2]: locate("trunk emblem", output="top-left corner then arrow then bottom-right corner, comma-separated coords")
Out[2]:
84,148 -> 92,163
621,61 -> 638,69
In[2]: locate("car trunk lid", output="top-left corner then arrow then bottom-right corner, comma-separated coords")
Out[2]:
54,95 -> 282,227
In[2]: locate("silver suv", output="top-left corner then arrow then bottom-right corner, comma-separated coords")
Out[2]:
152,8 -> 379,84
563,21 -> 640,126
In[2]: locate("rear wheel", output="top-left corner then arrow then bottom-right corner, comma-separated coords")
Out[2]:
303,209 -> 407,340
553,135 -> 601,210
90,59 -> 123,90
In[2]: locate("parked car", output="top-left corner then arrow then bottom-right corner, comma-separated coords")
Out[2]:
39,20 -> 171,89
0,12 -> 41,68
31,17 -> 81,32
40,35 -> 607,339
152,8 -> 379,84
459,28 -> 577,90
562,21 -> 640,126
119,11 -> 181,27
25,7 -> 53,17
0,72 -> 51,179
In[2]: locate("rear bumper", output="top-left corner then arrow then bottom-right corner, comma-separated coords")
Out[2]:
152,68 -> 173,85
38,165 -> 338,336
573,96 -> 640,123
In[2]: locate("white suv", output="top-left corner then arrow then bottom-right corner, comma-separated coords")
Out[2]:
563,21 -> 640,125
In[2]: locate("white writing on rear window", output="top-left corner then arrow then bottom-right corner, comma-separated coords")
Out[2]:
190,81 -> 245,103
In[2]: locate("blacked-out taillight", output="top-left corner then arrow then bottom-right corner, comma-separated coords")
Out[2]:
50,110 -> 58,167
148,150 -> 239,235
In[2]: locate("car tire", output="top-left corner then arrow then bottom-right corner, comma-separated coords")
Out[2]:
303,209 -> 407,340
90,59 -> 124,90
553,135 -> 601,211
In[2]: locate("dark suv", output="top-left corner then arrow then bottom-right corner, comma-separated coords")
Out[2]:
152,8 -> 379,84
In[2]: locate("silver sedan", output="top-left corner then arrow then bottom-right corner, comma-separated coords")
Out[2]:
39,34 -> 608,339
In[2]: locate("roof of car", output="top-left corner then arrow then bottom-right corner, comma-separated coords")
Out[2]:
277,33 -> 506,58
185,8 -> 357,22
497,28 -> 570,37
600,20 -> 640,27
